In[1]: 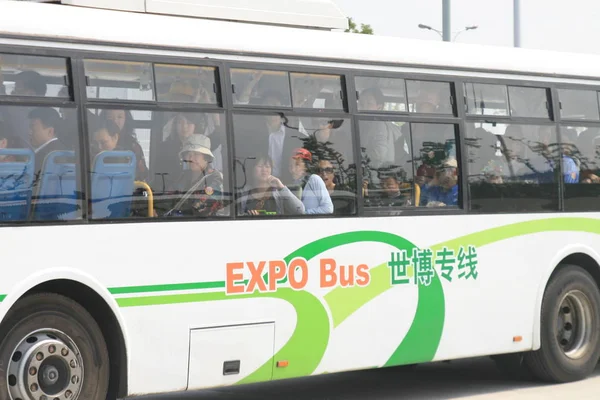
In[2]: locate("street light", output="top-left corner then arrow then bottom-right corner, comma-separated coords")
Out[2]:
418,24 -> 478,42
453,25 -> 478,41
418,24 -> 443,39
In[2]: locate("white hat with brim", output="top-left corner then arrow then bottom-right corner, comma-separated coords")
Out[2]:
179,134 -> 214,161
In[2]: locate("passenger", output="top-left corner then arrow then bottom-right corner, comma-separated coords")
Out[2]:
239,154 -> 304,216
288,148 -> 333,214
235,70 -> 264,105
99,109 -> 148,181
481,160 -> 504,184
425,158 -> 459,207
359,87 -> 403,170
155,113 -> 207,191
244,91 -> 297,181
529,126 -> 578,184
91,119 -> 130,154
28,108 -> 66,181
166,134 -> 224,217
318,159 -> 355,215
2,71 -> 47,142
292,74 -> 322,109
12,70 -> 47,97
581,170 -> 600,184
374,166 -> 411,207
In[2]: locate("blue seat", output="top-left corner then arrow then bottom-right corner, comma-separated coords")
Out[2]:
90,150 -> 136,219
32,150 -> 80,221
0,149 -> 35,221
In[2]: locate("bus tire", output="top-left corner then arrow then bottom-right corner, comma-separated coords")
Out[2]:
0,293 -> 110,400
524,265 -> 600,383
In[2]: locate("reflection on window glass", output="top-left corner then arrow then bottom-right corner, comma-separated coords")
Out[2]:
0,105 -> 82,222
360,120 -> 458,208
230,68 -> 291,107
290,73 -> 344,110
558,89 -> 599,120
466,123 -> 559,212
464,82 -> 509,116
87,109 -> 229,219
84,59 -> 154,101
232,113 -> 354,216
406,80 -> 453,114
355,77 -> 406,112
155,64 -> 218,104
560,125 -> 600,211
0,53 -> 70,98
508,86 -> 550,118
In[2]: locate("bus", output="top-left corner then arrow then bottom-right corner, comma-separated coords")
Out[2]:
2,1 -> 600,399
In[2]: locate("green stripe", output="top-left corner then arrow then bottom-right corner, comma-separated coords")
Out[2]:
115,286 -> 329,382
108,281 -> 225,295
0,295 -> 5,302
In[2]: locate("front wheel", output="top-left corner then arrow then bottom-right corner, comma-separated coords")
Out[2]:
524,265 -> 600,383
0,293 -> 110,400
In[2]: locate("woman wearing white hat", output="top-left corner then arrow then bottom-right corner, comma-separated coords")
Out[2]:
166,134 -> 225,217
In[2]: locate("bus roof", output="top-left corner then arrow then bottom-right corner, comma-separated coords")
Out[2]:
60,0 -> 349,30
2,1 -> 600,81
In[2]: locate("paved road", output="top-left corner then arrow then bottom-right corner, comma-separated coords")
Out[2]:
128,357 -> 600,400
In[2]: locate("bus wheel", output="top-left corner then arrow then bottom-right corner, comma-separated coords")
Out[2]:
0,293 -> 109,400
524,265 -> 600,383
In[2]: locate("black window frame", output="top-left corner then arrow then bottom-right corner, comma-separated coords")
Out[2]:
3,41 -> 600,226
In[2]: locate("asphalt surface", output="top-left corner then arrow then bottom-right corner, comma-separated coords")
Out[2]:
126,357 -> 600,399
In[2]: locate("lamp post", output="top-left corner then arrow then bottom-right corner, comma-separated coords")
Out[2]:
514,0 -> 521,47
418,24 -> 478,42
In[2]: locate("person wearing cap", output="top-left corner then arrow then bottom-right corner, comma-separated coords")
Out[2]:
288,148 -> 333,215
155,113 -> 210,191
167,134 -> 225,217
425,158 -> 459,207
482,159 -> 505,184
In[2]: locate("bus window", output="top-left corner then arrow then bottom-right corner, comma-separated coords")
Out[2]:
561,125 -> 600,211
411,123 -> 458,208
155,64 -> 219,105
0,53 -> 70,98
233,112 -> 354,216
83,59 -> 154,101
230,68 -> 291,107
360,120 -> 458,209
87,109 -> 229,220
464,82 -> 509,116
466,122 -> 559,212
290,72 -> 344,110
406,80 -> 454,115
0,105 -> 82,222
355,76 -> 407,112
557,89 -> 600,121
508,86 -> 551,119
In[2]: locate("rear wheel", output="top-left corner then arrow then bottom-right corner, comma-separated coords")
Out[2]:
524,265 -> 600,383
0,293 -> 110,400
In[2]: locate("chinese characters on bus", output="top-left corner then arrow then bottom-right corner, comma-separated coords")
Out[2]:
387,246 -> 479,287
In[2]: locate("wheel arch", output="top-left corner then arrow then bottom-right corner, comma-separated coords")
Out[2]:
532,245 -> 600,350
0,269 -> 129,399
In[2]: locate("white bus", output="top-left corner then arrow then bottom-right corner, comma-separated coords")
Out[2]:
2,1 -> 600,399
